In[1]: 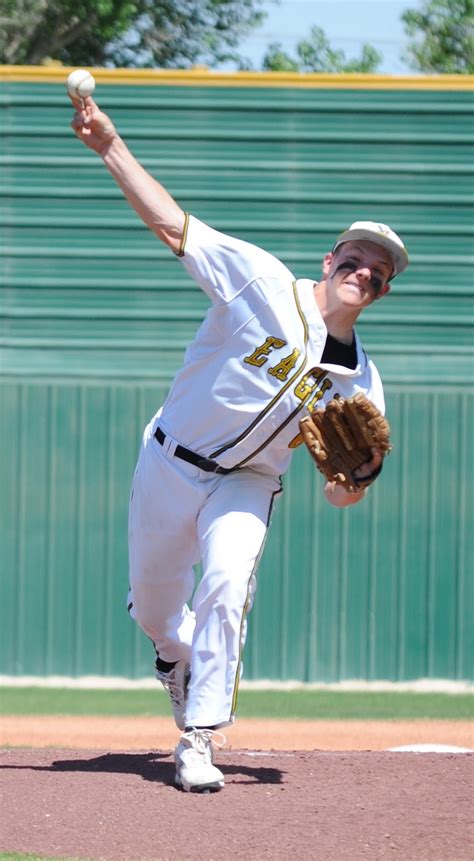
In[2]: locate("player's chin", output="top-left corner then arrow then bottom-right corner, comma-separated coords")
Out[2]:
342,285 -> 374,307
340,291 -> 369,309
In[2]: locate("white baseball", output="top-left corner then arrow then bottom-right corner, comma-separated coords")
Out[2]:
67,69 -> 96,99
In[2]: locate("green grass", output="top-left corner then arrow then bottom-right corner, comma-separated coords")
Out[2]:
0,687 -> 472,720
0,854 -> 90,861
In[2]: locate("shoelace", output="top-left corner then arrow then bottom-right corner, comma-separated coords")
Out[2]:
183,728 -> 227,754
157,669 -> 185,707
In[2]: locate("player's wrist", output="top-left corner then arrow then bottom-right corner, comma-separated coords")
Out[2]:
99,132 -> 121,159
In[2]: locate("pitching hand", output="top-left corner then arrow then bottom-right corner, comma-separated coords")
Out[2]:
70,95 -> 117,155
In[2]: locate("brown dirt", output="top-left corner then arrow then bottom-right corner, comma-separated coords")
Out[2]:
1,715 -> 473,751
1,747 -> 473,861
1,718 -> 473,860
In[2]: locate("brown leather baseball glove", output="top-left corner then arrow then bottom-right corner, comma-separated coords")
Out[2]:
299,393 -> 391,492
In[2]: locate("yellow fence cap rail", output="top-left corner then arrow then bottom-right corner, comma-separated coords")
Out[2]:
1,64 -> 473,90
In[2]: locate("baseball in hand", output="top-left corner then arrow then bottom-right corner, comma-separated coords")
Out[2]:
67,69 -> 96,99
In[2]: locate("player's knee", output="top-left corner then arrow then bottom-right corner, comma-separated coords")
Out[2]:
197,571 -> 252,616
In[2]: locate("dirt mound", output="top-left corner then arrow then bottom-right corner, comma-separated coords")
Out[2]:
1,746 -> 472,860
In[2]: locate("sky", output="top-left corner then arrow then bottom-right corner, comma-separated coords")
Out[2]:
232,0 -> 424,74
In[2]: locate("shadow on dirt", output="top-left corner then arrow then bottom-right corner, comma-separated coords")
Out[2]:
0,751 -> 285,788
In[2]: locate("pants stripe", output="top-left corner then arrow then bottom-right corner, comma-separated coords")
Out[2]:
229,482 -> 282,717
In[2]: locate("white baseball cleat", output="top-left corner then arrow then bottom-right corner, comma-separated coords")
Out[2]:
175,728 -> 225,793
155,660 -> 191,731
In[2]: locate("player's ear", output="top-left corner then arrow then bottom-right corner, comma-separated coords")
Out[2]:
322,252 -> 333,276
375,283 -> 391,300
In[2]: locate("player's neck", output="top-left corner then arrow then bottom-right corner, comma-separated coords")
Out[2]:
323,316 -> 355,345
313,281 -> 360,345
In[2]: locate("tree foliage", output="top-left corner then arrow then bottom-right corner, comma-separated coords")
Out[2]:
262,26 -> 382,73
0,0 -> 268,67
402,0 -> 474,73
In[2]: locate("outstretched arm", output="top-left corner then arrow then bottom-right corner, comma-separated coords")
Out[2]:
70,95 -> 186,253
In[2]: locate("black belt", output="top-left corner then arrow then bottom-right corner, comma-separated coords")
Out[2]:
154,427 -> 233,474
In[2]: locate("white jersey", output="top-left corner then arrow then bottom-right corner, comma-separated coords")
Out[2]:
155,215 -> 385,477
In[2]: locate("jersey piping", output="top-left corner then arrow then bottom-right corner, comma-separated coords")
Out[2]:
175,211 -> 190,258
225,368 -> 327,470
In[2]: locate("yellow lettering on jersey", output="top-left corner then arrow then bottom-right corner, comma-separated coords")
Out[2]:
312,368 -> 328,384
294,368 -> 327,401
307,378 -> 333,411
268,348 -> 301,381
294,372 -> 314,400
288,433 -> 304,449
288,379 -> 335,448
244,336 -> 287,367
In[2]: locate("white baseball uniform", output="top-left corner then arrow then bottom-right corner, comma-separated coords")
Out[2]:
128,214 -> 385,728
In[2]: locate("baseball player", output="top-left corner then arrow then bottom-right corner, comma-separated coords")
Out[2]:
70,94 -> 408,793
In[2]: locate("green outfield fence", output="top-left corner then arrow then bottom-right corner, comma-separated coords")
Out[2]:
1,67 -> 473,682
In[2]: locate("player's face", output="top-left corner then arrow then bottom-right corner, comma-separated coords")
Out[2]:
324,240 -> 393,307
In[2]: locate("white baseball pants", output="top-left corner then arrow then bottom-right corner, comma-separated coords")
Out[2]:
128,422 -> 282,728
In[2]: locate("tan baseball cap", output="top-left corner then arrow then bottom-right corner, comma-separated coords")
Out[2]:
333,221 -> 409,276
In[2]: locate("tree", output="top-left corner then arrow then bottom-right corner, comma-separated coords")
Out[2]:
402,0 -> 474,73
0,0 -> 268,67
262,25 -> 382,73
